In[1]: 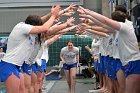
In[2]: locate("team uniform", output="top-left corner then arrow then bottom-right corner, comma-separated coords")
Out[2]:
22,36 -> 41,75
0,22 -> 35,82
117,22 -> 140,77
91,38 -> 101,71
60,46 -> 79,70
36,40 -> 49,72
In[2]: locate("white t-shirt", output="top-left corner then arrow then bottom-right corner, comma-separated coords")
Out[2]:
91,38 -> 101,55
2,22 -> 34,66
106,34 -> 114,57
41,40 -> 49,62
112,19 -> 134,59
112,31 -> 120,59
35,40 -> 49,66
25,36 -> 41,65
60,47 -> 79,64
118,22 -> 140,66
101,36 -> 109,56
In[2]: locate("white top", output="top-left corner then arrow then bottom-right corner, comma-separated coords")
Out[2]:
60,47 -> 79,64
91,38 -> 101,55
112,19 -> 134,59
101,37 -> 109,56
106,34 -> 114,57
118,22 -> 140,66
112,31 -> 120,59
2,22 -> 34,66
25,36 -> 41,65
41,40 -> 49,62
35,40 -> 49,66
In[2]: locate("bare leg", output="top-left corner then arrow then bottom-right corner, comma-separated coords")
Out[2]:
37,71 -> 44,93
64,70 -> 71,93
125,74 -> 140,93
19,73 -> 26,93
31,72 -> 38,93
5,73 -> 20,93
116,69 -> 125,93
24,73 -> 31,93
70,68 -> 77,93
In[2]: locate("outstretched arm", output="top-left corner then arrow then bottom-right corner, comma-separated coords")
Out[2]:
78,6 -> 121,31
45,34 -> 61,46
46,17 -> 75,36
30,5 -> 61,34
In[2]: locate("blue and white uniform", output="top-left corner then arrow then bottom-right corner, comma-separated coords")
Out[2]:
36,40 -> 49,72
23,35 -> 41,75
0,22 -> 35,81
117,22 -> 140,77
60,47 -> 79,70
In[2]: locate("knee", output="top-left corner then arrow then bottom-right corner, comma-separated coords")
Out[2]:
71,76 -> 76,81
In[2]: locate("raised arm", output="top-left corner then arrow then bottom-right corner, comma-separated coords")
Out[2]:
54,25 -> 77,35
79,14 -> 115,33
41,12 -> 51,24
30,5 -> 61,34
45,34 -> 61,46
86,29 -> 109,37
78,6 -> 121,30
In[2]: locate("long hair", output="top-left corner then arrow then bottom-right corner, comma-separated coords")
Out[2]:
25,15 -> 43,26
25,15 -> 43,45
115,5 -> 129,18
111,11 -> 126,22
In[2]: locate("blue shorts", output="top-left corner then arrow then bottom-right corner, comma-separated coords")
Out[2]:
104,55 -> 108,70
106,57 -> 114,78
31,63 -> 38,74
22,62 -> 31,76
124,60 -> 140,77
0,60 -> 22,82
99,54 -> 105,74
37,59 -> 47,72
63,63 -> 77,70
110,58 -> 117,80
98,63 -> 100,71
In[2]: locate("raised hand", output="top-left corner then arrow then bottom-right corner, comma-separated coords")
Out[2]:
75,25 -> 85,35
65,3 -> 76,12
59,3 -> 76,16
61,11 -> 75,16
66,17 -> 75,26
51,5 -> 61,17
77,6 -> 85,14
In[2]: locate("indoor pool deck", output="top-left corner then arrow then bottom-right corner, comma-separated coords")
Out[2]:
0,78 -> 102,93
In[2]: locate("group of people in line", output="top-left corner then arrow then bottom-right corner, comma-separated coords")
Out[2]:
0,3 -> 140,93
77,5 -> 140,93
